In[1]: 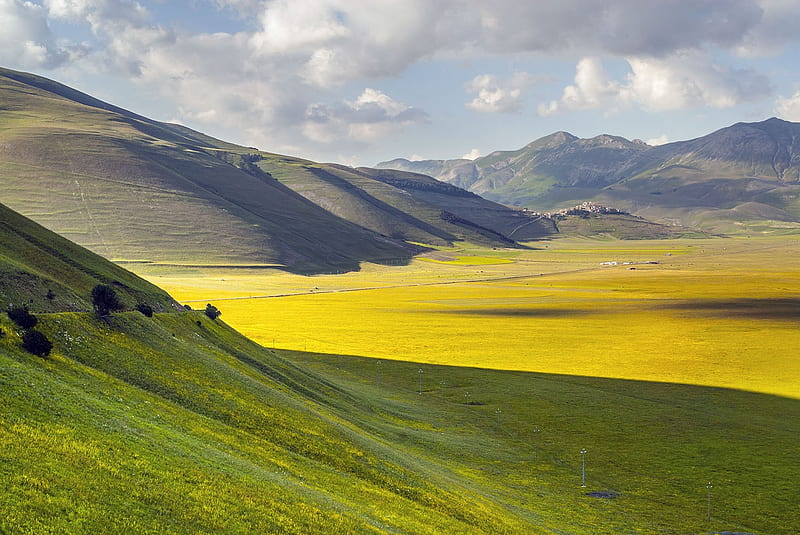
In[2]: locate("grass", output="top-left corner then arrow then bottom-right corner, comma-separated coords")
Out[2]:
0,201 -> 175,313
2,307 -> 798,534
0,311 -> 534,534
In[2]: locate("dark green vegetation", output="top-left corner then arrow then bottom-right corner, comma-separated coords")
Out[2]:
377,119 -> 800,234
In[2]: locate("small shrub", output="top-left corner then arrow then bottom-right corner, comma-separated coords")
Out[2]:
22,330 -> 52,357
0,327 -> 5,338
184,304 -> 192,311
91,284 -> 123,317
46,289 -> 56,300
7,306 -> 37,329
136,303 -> 154,317
205,303 -> 221,320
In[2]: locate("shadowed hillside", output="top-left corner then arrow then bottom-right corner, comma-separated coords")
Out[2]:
0,67 -> 422,274
0,67 -> 578,274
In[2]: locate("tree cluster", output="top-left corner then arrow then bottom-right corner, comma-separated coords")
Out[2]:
205,304 -> 221,320
7,305 -> 51,357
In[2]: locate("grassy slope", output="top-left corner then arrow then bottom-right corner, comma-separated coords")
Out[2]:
253,155 -> 460,246
0,201 -> 526,533
0,68 -> 419,274
0,201 -> 175,313
2,308 -> 796,534
0,311 -> 532,534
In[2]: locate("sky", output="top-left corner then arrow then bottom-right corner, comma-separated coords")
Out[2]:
3,0 -> 800,166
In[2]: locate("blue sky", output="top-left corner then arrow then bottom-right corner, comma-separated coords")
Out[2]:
3,0 -> 800,166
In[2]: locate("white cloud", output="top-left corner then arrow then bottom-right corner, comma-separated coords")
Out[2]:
13,0 -> 796,161
540,53 -> 771,116
303,88 -> 428,143
0,0 -> 67,68
775,90 -> 800,121
646,135 -> 669,146
626,52 -> 770,110
478,0 -> 764,57
461,148 -> 481,160
465,72 -> 543,113
538,58 -> 623,116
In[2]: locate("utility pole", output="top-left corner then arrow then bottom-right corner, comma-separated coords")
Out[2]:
376,360 -> 382,385
533,426 -> 540,459
580,448 -> 587,487
418,368 -> 423,394
706,482 -> 713,521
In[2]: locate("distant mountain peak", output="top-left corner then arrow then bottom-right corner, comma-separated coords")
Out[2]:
377,117 -> 800,233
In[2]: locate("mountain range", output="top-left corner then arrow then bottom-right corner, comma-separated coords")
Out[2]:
378,118 -> 800,233
3,65 -> 797,277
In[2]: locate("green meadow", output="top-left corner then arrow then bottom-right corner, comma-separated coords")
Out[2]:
2,308 -> 799,533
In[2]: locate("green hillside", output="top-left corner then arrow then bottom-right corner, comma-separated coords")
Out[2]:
0,67 -> 558,275
355,166 -> 557,241
3,308 -> 798,533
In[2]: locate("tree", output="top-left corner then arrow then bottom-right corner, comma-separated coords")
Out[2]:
204,303 -> 221,320
7,306 -> 37,329
136,303 -> 154,317
91,284 -> 123,317
22,330 -> 52,357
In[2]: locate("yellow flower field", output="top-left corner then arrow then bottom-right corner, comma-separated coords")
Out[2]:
138,237 -> 800,399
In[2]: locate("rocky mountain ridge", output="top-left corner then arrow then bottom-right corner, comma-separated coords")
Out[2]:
378,118 -> 800,233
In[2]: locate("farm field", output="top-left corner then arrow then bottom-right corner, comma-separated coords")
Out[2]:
135,236 -> 800,399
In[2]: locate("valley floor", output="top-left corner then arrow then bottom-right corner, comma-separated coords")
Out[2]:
135,236 -> 800,399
